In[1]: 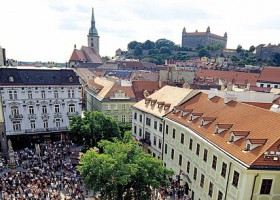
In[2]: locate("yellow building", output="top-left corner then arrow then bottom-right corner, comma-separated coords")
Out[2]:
85,77 -> 136,122
163,92 -> 280,200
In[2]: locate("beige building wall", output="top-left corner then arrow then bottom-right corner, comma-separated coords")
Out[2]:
163,117 -> 280,200
102,101 -> 134,122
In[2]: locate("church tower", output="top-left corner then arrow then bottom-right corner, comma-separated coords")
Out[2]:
88,7 -> 99,55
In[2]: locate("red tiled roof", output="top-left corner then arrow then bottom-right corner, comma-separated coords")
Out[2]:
81,46 -> 103,64
242,102 -> 273,110
69,49 -> 86,61
258,67 -> 280,83
196,69 -> 259,86
249,86 -> 271,92
166,92 -> 280,167
105,85 -> 136,99
88,79 -> 103,90
132,81 -> 162,101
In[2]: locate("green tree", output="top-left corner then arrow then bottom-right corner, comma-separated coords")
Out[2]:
101,56 -> 110,62
198,48 -> 210,57
273,53 -> 280,66
142,40 -> 155,50
236,45 -> 243,53
148,49 -> 160,55
249,45 -> 255,53
128,41 -> 142,50
133,45 -> 143,56
69,111 -> 121,149
79,133 -> 173,200
155,39 -> 176,50
160,46 -> 171,54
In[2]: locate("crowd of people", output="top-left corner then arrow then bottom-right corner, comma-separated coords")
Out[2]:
0,141 -> 87,200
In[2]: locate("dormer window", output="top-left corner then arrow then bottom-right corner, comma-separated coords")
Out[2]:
229,131 -> 250,142
189,113 -> 203,121
215,124 -> 233,134
173,106 -> 181,114
8,76 -> 14,82
145,98 -> 151,104
157,101 -> 165,108
68,76 -> 73,83
244,139 -> 267,151
164,103 -> 171,110
150,99 -> 157,106
181,109 -> 193,117
201,117 -> 216,126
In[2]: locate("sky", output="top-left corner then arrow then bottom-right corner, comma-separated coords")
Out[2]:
0,0 -> 280,62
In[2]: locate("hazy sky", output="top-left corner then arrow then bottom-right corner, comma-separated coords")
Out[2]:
1,0 -> 280,62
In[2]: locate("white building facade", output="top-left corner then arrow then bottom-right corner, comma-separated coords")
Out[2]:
0,67 -> 82,149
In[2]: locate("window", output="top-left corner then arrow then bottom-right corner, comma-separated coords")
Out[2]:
172,128 -> 176,139
43,121 -> 48,129
274,85 -> 278,88
121,115 -> 126,122
171,149 -> 174,160
208,182 -> 213,197
153,153 -> 156,157
221,162 -> 227,178
212,155 -> 217,170
217,191 -> 223,200
246,143 -> 251,151
68,90 -> 75,98
200,174 -> 205,188
165,144 -> 168,154
13,91 -> 17,100
41,90 -> 46,99
158,139 -> 162,149
260,84 -> 264,87
232,171 -> 240,187
180,133 -> 184,144
267,84 -> 271,88
55,119 -> 60,128
193,167 -> 197,180
203,149 -> 208,162
106,104 -> 110,111
196,144 -> 200,156
54,105 -> 60,113
260,179 -> 273,194
159,123 -> 163,132
179,154 -> 182,166
129,115 -> 132,122
153,136 -> 157,146
13,121 -> 21,131
28,91 -> 32,99
154,121 -> 157,130
189,138 -> 193,150
9,91 -> 13,99
165,125 -> 169,135
134,126 -> 137,134
30,121 -> 36,129
42,105 -> 47,114
54,90 -> 58,98
139,128 -> 142,137
146,117 -> 151,126
69,104 -> 75,113
113,104 -> 118,110
29,106 -> 34,114
11,106 -> 19,116
139,114 -> 142,122
122,104 -> 126,110
68,76 -> 73,82
187,161 -> 190,173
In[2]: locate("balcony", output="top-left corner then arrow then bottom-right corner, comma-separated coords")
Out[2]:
141,138 -> 151,146
41,113 -> 50,120
67,111 -> 79,117
25,127 -> 68,134
54,112 -> 62,118
9,114 -> 23,120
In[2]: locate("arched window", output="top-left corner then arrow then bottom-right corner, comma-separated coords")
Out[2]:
41,90 -> 46,99
68,104 -> 75,113
28,91 -> 32,99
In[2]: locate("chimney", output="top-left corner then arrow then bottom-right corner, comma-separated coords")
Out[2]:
227,82 -> 233,91
182,83 -> 190,89
159,81 -> 163,88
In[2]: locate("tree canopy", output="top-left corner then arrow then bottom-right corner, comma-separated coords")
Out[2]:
69,111 -> 121,149
79,133 -> 173,200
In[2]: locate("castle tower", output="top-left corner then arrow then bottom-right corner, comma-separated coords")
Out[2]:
206,26 -> 210,34
88,7 -> 99,55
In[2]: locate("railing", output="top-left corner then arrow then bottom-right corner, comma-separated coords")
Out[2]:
67,111 -> 79,117
9,114 -> 23,120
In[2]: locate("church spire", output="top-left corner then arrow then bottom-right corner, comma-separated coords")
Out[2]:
89,7 -> 98,36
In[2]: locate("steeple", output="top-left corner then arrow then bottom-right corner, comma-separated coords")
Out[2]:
183,27 -> 186,33
89,7 -> 98,36
87,7 -> 100,55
